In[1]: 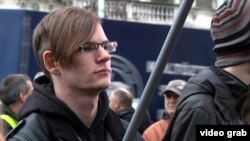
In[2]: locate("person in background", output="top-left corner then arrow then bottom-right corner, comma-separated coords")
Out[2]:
6,6 -> 143,141
109,88 -> 152,134
143,79 -> 186,141
0,74 -> 33,135
163,0 -> 250,141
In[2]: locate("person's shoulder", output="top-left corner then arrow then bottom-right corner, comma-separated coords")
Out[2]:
6,113 -> 50,141
182,93 -> 214,108
144,119 -> 169,132
179,92 -> 215,114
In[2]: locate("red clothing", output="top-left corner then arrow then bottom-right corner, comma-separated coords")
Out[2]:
143,118 -> 171,141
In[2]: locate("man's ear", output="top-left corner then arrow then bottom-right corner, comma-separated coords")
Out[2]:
19,92 -> 27,102
43,50 -> 60,74
114,100 -> 120,109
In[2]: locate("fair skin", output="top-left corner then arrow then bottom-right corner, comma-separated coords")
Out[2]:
109,93 -> 127,112
109,88 -> 133,112
109,94 -> 119,112
20,80 -> 34,101
0,132 -> 4,141
164,91 -> 179,117
43,23 -> 112,127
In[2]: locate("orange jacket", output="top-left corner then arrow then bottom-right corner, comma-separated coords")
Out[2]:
143,118 -> 171,141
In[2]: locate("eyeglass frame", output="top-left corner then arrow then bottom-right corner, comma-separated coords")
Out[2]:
78,41 -> 118,53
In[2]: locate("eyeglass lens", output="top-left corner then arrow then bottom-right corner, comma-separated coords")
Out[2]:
80,41 -> 117,53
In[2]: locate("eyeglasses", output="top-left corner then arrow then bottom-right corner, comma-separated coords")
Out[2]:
79,41 -> 118,53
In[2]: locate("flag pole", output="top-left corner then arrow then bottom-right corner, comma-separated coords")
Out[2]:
122,0 -> 194,140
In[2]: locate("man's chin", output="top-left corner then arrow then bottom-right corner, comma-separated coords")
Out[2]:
98,82 -> 111,90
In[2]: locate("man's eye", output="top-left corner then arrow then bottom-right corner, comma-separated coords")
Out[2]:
80,43 -> 97,52
81,47 -> 93,52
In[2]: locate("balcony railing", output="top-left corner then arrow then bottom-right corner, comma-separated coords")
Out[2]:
0,0 -> 214,29
103,0 -> 213,29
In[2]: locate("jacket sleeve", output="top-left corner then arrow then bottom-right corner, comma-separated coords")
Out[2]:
6,113 -> 50,141
119,118 -> 145,141
171,107 -> 215,141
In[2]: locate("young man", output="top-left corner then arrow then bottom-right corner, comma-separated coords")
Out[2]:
7,7 -> 143,141
143,79 -> 186,141
0,74 -> 33,135
163,0 -> 250,141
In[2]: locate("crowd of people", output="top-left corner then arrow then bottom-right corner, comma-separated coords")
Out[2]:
0,0 -> 249,140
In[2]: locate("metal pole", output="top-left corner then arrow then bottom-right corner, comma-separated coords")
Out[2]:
122,0 -> 194,140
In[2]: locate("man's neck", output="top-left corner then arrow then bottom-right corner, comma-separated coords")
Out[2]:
54,85 -> 100,127
223,62 -> 250,85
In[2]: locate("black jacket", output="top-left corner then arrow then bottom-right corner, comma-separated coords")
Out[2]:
117,107 -> 152,134
163,66 -> 249,141
6,75 -> 144,141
